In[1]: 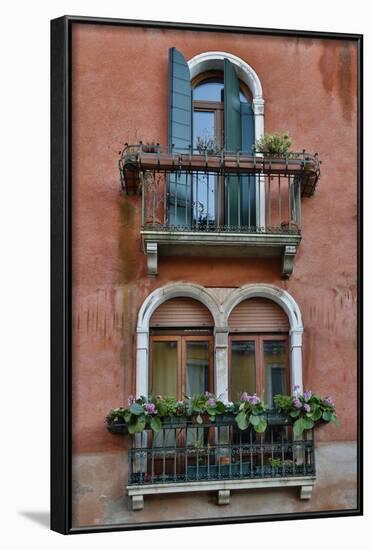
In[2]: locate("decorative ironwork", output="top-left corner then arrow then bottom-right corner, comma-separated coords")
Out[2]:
127,415 -> 315,487
119,143 -> 320,198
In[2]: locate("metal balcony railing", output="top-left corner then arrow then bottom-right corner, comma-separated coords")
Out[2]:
119,144 -> 320,234
127,414 -> 315,487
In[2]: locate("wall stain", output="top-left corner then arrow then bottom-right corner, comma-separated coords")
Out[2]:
318,41 -> 354,122
337,43 -> 353,122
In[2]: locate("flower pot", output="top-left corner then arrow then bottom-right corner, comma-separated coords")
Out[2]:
216,413 -> 235,425
107,422 -> 128,435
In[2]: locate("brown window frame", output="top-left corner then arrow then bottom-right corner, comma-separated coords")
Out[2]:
228,334 -> 290,402
149,334 -> 214,400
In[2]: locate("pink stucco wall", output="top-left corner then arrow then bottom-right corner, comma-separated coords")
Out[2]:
70,23 -> 358,525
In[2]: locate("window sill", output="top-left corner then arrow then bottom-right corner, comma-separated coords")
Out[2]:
127,477 -> 315,510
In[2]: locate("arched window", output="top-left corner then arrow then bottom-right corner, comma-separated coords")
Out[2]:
168,48 -> 257,230
148,298 -> 214,399
228,298 -> 290,405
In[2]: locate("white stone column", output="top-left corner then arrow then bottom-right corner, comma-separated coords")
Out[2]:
253,98 -> 265,230
214,327 -> 229,401
290,329 -> 303,394
136,329 -> 149,397
253,98 -> 265,141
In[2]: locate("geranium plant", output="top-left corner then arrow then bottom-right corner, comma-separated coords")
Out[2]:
235,392 -> 267,433
273,386 -> 339,436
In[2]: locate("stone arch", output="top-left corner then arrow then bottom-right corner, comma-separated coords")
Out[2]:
187,50 -> 264,141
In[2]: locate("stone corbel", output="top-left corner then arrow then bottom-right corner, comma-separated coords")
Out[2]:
282,245 -> 297,279
146,242 -> 158,277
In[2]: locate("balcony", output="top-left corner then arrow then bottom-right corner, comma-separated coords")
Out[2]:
119,144 -> 320,278
119,414 -> 316,510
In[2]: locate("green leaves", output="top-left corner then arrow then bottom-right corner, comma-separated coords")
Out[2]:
150,416 -> 162,432
254,419 -> 267,433
236,411 -> 249,430
293,417 -> 314,436
129,403 -> 144,416
254,133 -> 292,156
322,411 -> 332,422
249,414 -> 260,426
235,412 -> 267,433
128,415 -> 146,434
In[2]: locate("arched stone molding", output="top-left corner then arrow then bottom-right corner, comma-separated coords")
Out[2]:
188,51 -> 265,227
136,283 -> 304,401
223,284 -> 304,393
136,283 -> 222,398
188,51 -> 264,138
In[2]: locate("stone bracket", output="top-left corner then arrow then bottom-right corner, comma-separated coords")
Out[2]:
300,485 -> 313,500
218,489 -> 230,505
132,495 -> 144,511
282,245 -> 297,279
146,242 -> 158,277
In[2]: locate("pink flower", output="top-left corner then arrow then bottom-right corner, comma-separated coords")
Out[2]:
303,390 -> 312,401
241,392 -> 250,402
325,396 -> 334,406
145,403 -> 156,414
294,398 -> 302,409
304,403 -> 311,413
127,395 -> 135,406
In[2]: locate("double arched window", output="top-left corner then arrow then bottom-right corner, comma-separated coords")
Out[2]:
147,295 -> 290,406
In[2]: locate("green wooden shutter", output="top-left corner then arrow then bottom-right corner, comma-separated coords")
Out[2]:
168,48 -> 192,227
224,59 -> 242,152
224,59 -> 242,226
241,102 -> 256,226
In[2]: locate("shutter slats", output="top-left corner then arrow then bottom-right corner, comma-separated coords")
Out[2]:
150,298 -> 213,327
229,298 -> 289,332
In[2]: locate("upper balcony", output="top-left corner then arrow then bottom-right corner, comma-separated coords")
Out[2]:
119,144 -> 320,278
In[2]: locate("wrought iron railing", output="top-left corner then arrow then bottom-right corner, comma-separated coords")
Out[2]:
118,144 -> 321,234
127,414 -> 315,486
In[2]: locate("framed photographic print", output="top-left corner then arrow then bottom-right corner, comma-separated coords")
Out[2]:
51,15 -> 363,534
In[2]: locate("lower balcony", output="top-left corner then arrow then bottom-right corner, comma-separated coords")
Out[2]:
126,416 -> 316,510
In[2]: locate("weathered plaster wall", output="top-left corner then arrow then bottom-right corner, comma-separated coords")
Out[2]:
72,442 -> 357,527
71,23 -> 358,525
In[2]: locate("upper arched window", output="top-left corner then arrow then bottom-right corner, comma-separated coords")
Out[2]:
168,48 -> 256,229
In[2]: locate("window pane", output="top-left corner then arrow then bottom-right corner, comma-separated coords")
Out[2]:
185,341 -> 210,396
231,340 -> 256,400
193,111 -> 215,144
193,81 -> 224,101
263,340 -> 287,406
192,173 -> 217,227
151,341 -> 178,396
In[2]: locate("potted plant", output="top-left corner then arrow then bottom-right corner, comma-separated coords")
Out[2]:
106,395 -> 162,434
273,387 -> 339,436
186,392 -> 229,424
253,132 -> 292,157
235,392 -> 268,433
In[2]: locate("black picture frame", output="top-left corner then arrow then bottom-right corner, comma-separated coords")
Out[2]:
51,15 -> 363,535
